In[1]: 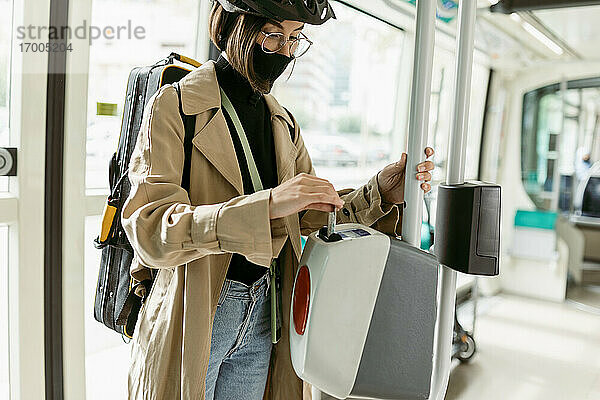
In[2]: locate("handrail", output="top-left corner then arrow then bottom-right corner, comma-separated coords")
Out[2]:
401,0 -> 435,247
428,1 -> 477,399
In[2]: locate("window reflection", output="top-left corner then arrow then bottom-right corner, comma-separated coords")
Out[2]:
85,0 -> 200,191
271,2 -> 489,198
428,47 -> 489,185
271,3 -> 404,189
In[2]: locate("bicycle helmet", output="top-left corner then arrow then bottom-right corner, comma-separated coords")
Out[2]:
216,0 -> 336,25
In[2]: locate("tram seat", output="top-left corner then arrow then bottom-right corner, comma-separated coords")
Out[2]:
560,165 -> 600,284
579,176 -> 600,265
573,164 -> 600,264
289,223 -> 438,399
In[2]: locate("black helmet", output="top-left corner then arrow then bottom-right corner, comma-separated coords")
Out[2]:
216,0 -> 336,25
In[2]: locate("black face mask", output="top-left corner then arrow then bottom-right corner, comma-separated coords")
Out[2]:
252,43 -> 293,90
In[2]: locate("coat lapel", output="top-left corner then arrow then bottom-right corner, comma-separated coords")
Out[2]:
191,108 -> 245,196
267,100 -> 302,262
180,60 -> 243,195
266,99 -> 297,186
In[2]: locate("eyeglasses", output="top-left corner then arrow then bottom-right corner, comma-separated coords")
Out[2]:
258,31 -> 313,59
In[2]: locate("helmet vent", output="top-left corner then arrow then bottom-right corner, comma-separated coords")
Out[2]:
217,0 -> 335,25
303,0 -> 317,14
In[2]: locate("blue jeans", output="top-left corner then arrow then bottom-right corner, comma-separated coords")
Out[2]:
205,272 -> 273,400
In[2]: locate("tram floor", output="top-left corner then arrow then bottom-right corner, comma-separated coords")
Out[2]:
445,292 -> 600,400
320,291 -> 600,400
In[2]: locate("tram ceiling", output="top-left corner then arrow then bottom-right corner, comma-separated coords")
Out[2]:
490,0 -> 600,13
480,1 -> 600,63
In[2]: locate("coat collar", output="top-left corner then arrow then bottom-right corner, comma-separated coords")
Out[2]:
178,60 -> 294,128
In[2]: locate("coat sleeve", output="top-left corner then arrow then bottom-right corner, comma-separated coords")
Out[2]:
291,117 -> 402,238
121,85 -> 276,269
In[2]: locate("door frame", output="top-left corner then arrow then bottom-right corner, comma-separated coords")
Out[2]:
3,0 -> 51,399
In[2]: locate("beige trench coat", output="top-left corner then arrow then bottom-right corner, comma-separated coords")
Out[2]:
121,59 -> 403,400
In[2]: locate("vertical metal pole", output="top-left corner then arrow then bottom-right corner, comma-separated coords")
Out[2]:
593,114 -> 600,162
551,79 -> 567,211
429,1 -> 476,400
401,0 -> 436,246
570,88 -> 584,215
446,2 -> 475,186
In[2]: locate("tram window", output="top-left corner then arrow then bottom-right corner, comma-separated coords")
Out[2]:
521,81 -> 600,210
425,49 -> 488,229
466,63 -> 489,178
428,48 -> 489,185
0,225 -> 8,398
429,48 -> 454,184
85,0 -> 200,192
271,2 -> 405,189
0,0 -> 12,192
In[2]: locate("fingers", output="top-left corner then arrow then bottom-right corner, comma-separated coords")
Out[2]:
296,172 -> 334,186
418,149 -> 434,194
304,203 -> 338,213
304,192 -> 344,209
296,173 -> 338,193
290,173 -> 345,212
416,171 -> 432,182
417,160 -> 434,172
303,183 -> 341,195
395,153 -> 407,167
296,175 -> 342,207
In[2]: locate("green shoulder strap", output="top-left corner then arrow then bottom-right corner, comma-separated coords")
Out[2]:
219,87 -> 283,344
219,88 -> 264,192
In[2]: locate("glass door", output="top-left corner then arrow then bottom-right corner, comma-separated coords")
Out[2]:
1,0 -> 51,399
62,0 -> 211,398
0,0 -> 12,395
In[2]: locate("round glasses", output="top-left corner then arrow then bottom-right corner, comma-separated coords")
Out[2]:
259,31 -> 313,59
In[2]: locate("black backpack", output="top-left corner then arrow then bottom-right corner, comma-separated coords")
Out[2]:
93,53 -> 296,339
93,53 -> 201,338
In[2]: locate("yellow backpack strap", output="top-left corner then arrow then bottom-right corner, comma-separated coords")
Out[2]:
169,52 -> 202,68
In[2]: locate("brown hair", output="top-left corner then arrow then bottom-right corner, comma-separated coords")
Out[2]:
209,3 -> 273,93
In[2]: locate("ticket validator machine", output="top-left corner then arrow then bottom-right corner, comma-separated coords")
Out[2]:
289,1 -> 500,399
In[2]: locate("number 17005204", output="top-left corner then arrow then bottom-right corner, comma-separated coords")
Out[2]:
19,42 -> 73,52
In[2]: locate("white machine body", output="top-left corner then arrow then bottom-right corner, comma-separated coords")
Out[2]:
290,223 -> 390,399
290,223 -> 439,400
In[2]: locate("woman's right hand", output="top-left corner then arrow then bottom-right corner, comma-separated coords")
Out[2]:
269,173 -> 345,219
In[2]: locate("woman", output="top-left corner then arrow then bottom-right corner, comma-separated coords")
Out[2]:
121,1 -> 434,399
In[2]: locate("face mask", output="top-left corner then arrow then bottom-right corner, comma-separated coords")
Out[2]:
252,43 -> 293,90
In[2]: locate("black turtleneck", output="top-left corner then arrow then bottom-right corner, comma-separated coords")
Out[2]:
214,54 -> 279,286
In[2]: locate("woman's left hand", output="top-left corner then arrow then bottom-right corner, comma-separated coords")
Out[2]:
376,147 -> 435,205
